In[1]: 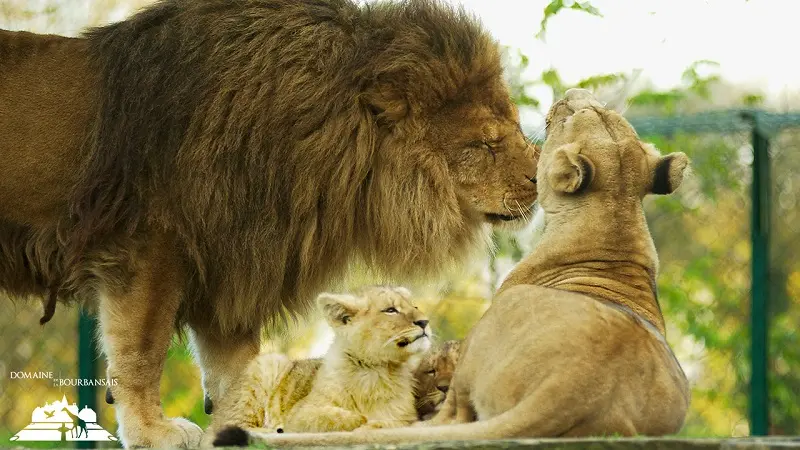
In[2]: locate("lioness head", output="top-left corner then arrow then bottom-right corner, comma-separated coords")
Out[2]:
317,286 -> 431,363
413,340 -> 461,420
541,88 -> 689,208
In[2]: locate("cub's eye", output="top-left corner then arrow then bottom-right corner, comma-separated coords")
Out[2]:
383,307 -> 398,314
426,369 -> 436,376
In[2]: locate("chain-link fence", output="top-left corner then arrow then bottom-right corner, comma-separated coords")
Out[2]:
629,110 -> 800,436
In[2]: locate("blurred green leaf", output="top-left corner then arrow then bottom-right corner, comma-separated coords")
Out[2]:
536,0 -> 602,40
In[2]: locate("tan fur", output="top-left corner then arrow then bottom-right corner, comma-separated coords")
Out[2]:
206,286 -> 430,443
239,89 -> 691,446
207,337 -> 458,440
413,340 -> 461,421
0,0 -> 537,447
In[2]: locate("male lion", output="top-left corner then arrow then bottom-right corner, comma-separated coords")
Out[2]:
220,88 -> 691,447
0,0 -> 537,447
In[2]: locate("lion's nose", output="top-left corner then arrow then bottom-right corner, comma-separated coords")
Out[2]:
564,88 -> 595,102
563,88 -> 603,111
437,385 -> 449,394
414,319 -> 429,330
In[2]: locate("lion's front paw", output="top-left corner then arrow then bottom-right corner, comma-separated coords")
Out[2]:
121,416 -> 203,448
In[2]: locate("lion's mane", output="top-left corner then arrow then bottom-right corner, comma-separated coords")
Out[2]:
16,0 -> 504,331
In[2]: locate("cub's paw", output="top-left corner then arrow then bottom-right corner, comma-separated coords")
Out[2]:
121,417 -> 203,448
339,413 -> 368,431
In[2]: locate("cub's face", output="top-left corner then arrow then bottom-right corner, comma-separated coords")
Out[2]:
317,286 -> 431,363
427,84 -> 539,229
413,340 -> 461,419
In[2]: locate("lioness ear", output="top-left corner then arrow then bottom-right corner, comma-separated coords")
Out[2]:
650,152 -> 689,195
317,293 -> 360,326
546,144 -> 595,194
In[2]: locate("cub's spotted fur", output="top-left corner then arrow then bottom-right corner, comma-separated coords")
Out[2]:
206,286 -> 431,439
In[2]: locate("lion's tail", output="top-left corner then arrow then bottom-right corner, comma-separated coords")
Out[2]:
219,398 -> 568,447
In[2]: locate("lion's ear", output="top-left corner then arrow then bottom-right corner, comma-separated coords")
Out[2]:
317,293 -> 360,326
546,144 -> 594,194
363,81 -> 409,125
650,152 -> 689,195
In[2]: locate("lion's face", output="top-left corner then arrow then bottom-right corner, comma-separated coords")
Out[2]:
413,340 -> 461,419
317,286 -> 431,363
428,91 -> 539,228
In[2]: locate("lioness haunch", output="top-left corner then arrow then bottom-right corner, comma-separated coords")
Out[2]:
216,89 -> 691,446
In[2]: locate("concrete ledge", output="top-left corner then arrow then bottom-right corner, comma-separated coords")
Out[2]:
10,438 -> 800,450
218,437 -> 800,450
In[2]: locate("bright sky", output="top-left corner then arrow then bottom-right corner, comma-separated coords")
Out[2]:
449,0 -> 796,108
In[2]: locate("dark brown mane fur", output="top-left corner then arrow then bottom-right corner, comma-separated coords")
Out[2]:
0,0 -> 504,331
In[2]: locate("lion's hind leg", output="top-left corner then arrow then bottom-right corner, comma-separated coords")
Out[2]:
97,235 -> 202,448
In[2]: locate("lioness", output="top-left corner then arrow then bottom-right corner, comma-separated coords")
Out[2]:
217,89 -> 691,446
207,286 -> 429,441
0,0 -> 537,446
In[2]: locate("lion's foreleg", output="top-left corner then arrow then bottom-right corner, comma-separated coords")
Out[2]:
187,322 -> 260,413
97,239 -> 201,448
188,319 -> 260,448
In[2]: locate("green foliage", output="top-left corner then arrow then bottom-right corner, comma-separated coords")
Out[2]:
537,0 -> 602,40
576,72 -> 628,91
742,93 -> 765,107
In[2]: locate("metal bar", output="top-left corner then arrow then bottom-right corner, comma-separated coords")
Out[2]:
77,309 -> 99,449
749,118 -> 770,436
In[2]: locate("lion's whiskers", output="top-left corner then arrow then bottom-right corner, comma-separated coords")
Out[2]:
383,328 -> 419,348
502,196 -> 514,217
514,200 -> 530,222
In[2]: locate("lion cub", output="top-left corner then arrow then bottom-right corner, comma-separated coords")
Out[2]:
209,285 -> 431,435
413,340 -> 461,421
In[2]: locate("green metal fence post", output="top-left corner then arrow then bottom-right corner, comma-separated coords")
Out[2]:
78,309 -> 99,448
747,112 -> 770,436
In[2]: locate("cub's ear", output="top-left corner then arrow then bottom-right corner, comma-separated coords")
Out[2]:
546,144 -> 595,194
650,152 -> 689,195
317,293 -> 360,326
